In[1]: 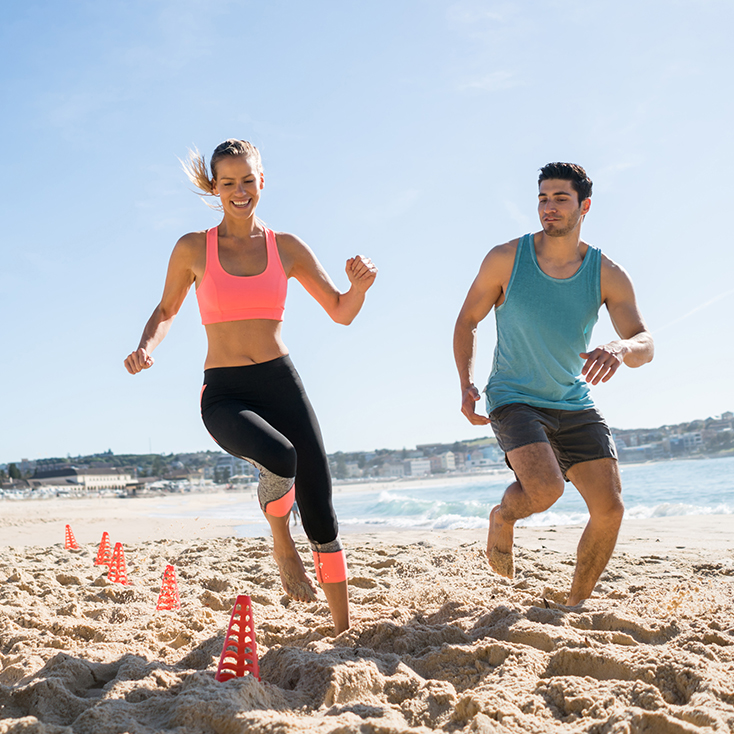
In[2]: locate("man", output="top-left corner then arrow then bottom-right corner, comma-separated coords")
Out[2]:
453,162 -> 653,606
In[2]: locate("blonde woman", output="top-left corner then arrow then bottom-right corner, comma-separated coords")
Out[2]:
124,139 -> 377,634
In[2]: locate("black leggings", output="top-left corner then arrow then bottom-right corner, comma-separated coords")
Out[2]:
200,356 -> 338,546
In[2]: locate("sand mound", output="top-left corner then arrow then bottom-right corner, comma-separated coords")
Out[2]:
0,533 -> 733,733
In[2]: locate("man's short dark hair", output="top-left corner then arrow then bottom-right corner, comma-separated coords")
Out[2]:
538,162 -> 593,204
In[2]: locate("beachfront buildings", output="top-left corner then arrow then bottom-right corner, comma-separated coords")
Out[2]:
3,411 -> 732,491
29,466 -> 134,492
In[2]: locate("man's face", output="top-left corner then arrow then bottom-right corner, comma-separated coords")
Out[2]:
537,179 -> 590,237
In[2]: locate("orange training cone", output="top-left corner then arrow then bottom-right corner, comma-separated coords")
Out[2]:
94,532 -> 113,566
107,542 -> 129,585
64,524 -> 79,550
156,564 -> 181,611
215,595 -> 260,682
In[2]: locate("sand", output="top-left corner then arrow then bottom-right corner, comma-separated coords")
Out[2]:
0,495 -> 732,733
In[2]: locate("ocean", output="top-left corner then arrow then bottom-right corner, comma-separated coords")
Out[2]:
150,456 -> 734,536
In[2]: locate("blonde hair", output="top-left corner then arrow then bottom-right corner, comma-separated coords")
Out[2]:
181,139 -> 263,199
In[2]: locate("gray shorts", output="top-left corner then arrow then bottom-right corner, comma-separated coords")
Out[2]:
489,403 -> 618,480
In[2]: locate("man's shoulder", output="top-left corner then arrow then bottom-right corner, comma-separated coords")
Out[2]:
599,251 -> 630,279
598,251 -> 636,301
486,236 -> 522,262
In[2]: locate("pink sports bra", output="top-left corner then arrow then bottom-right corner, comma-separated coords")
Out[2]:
196,226 -> 287,325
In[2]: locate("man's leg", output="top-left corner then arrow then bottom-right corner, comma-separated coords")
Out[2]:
487,442 -> 565,578
564,457 -> 624,605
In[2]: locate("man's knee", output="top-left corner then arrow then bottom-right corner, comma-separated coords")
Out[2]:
606,494 -> 625,524
520,473 -> 564,510
590,493 -> 624,527
509,443 -> 565,505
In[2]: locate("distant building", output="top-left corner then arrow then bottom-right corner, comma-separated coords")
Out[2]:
403,458 -> 431,476
465,445 -> 502,469
18,459 -> 36,475
214,455 -> 256,482
430,452 -> 456,473
617,443 -> 666,463
345,462 -> 363,478
29,467 -> 133,491
378,462 -> 406,478
681,432 -> 703,451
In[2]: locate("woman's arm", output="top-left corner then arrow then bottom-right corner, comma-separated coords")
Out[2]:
280,233 -> 377,325
124,235 -> 198,374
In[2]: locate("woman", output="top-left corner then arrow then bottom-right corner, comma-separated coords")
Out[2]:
124,139 -> 377,634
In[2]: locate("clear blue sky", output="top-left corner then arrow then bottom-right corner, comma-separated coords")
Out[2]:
2,0 -> 733,464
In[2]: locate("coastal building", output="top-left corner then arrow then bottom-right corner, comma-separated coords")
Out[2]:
345,462 -> 363,478
617,443 -> 666,462
429,452 -> 456,473
403,458 -> 431,476
213,455 -> 256,483
681,432 -> 704,452
378,462 -> 406,478
465,445 -> 503,470
29,467 -> 133,491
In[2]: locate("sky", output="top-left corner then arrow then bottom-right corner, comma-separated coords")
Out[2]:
2,0 -> 733,464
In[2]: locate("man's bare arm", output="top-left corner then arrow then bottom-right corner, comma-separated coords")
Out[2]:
581,257 -> 654,385
454,244 -> 515,424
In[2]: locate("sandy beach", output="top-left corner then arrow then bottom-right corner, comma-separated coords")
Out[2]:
0,494 -> 732,733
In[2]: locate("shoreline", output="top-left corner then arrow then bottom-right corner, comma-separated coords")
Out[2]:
1,491 -> 732,562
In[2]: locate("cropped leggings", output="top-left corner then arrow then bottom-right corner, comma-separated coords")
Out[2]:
200,356 -> 345,581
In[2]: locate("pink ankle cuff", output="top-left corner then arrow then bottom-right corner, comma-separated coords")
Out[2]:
312,549 -> 347,584
264,485 -> 295,518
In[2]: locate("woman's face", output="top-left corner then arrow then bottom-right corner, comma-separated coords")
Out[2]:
212,155 -> 264,219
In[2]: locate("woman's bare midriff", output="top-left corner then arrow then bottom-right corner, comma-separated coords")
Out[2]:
203,320 -> 288,369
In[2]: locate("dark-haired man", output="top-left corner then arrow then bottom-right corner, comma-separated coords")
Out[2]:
453,163 -> 653,605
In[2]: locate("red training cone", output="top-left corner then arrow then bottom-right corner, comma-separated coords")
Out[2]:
94,532 -> 113,566
107,542 -> 129,585
156,564 -> 181,611
64,524 -> 79,550
215,595 -> 260,682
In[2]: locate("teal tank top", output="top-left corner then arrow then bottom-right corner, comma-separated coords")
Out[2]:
485,233 -> 602,412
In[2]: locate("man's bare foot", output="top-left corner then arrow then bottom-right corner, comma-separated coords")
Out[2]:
486,505 -> 515,578
564,593 -> 587,607
273,547 -> 317,602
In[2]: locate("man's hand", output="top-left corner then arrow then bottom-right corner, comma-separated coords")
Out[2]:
580,343 -> 628,385
461,384 -> 491,425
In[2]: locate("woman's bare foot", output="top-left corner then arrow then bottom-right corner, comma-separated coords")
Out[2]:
486,505 -> 515,578
273,544 -> 317,601
265,511 -> 317,602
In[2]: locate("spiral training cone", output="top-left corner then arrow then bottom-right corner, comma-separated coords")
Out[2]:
215,595 -> 260,682
156,564 -> 181,611
107,542 -> 129,585
64,524 -> 79,550
94,532 -> 113,566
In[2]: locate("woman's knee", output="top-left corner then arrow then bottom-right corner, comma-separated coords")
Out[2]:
270,443 -> 297,478
245,437 -> 296,478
